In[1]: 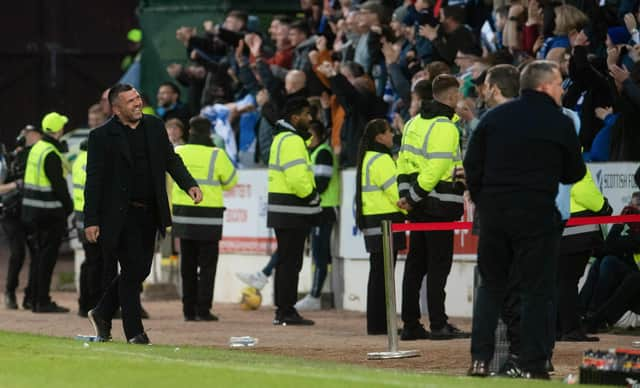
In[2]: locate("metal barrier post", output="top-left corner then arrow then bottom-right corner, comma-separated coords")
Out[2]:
367,220 -> 420,360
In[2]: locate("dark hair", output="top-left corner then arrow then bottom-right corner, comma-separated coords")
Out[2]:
188,115 -> 211,135
432,74 -> 459,101
355,119 -> 391,229
341,61 -> 365,78
496,5 -> 510,19
442,6 -> 466,24
486,64 -> 520,98
426,61 -> 451,80
282,96 -> 311,121
273,14 -> 293,26
309,120 -> 327,141
108,83 -> 135,106
159,81 -> 181,99
227,10 -> 248,26
413,79 -> 433,102
289,20 -> 310,37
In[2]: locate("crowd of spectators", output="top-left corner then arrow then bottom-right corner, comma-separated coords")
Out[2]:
143,0 -> 640,168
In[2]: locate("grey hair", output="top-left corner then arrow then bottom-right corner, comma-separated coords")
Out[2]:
519,60 -> 560,92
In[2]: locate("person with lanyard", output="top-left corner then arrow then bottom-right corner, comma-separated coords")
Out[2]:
355,119 -> 406,335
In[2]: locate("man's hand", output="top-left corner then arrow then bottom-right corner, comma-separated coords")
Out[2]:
594,106 -> 613,121
166,63 -> 183,78
419,24 -> 438,41
397,198 -> 413,211
625,13 -> 638,33
315,35 -> 328,52
188,186 -> 203,204
382,41 -> 401,65
85,226 -> 100,244
609,63 -> 630,84
176,26 -> 196,46
244,33 -> 263,58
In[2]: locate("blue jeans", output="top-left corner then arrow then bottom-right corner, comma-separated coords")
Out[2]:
310,223 -> 333,297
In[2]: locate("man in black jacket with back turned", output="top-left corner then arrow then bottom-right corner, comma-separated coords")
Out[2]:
84,83 -> 202,344
464,61 -> 586,379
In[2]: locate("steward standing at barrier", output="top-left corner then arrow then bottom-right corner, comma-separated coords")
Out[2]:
464,60 -> 586,379
267,97 -> 320,326
356,119 -> 406,335
73,139 -> 104,317
172,116 -> 237,322
84,83 -> 201,345
556,168 -> 611,342
397,75 -> 469,340
22,112 -> 73,313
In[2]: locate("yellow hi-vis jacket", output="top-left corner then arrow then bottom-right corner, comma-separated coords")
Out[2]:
397,113 -> 464,220
22,139 -> 68,221
267,120 -> 321,228
360,150 -> 406,253
171,144 -> 237,241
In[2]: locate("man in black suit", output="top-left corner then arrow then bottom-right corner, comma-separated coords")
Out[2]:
84,83 -> 202,344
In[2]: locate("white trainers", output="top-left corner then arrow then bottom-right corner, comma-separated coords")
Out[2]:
236,271 -> 268,290
294,294 -> 321,311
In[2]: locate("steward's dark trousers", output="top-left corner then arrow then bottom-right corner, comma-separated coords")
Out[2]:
274,227 -> 309,316
31,218 -> 66,307
556,250 -> 591,336
367,250 -> 398,334
471,201 -> 560,374
401,218 -> 453,330
180,238 -> 219,316
2,216 -> 36,296
78,241 -> 104,313
94,206 -> 156,340
310,222 -> 333,298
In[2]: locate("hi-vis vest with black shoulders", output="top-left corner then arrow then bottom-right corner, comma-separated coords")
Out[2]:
360,150 -> 406,253
22,139 -> 66,219
397,114 -> 464,220
171,144 -> 237,241
267,121 -> 321,228
309,142 -> 339,208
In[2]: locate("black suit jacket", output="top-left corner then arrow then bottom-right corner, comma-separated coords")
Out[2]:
84,115 -> 197,249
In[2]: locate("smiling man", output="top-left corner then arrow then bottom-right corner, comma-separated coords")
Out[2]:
83,83 -> 202,345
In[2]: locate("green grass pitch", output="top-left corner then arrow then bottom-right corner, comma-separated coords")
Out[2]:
0,330 -> 585,387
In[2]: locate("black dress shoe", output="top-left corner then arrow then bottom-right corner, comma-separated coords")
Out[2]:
468,360 -> 489,377
196,311 -> 219,321
4,293 -> 17,310
430,323 -> 470,340
400,324 -> 430,340
34,301 -> 70,313
558,329 -> 599,342
273,311 -> 314,326
88,309 -> 112,341
128,332 -> 151,345
184,314 -> 196,321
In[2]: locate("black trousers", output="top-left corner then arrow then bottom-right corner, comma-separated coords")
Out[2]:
556,250 -> 591,336
594,271 -> 640,326
180,238 -> 219,316
401,222 -> 454,330
367,250 -> 398,334
274,227 -> 309,316
30,218 -> 66,307
471,201 -> 560,374
78,241 -> 104,312
2,216 -> 36,297
94,206 -> 156,339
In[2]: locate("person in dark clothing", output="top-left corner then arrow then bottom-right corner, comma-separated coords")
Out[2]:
21,113 -> 74,313
2,125 -> 39,310
465,60 -> 586,379
584,272 -> 640,333
84,83 -> 201,344
156,82 -> 191,127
